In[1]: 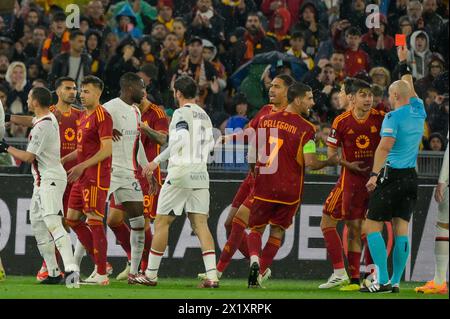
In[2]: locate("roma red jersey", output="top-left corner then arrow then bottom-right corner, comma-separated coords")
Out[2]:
248,104 -> 275,130
76,105 -> 113,189
327,109 -> 385,182
253,111 -> 316,205
50,105 -> 83,171
139,103 -> 169,184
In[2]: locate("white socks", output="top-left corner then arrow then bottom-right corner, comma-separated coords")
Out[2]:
250,255 -> 259,266
334,268 -> 347,277
202,250 -> 218,281
32,220 -> 59,277
434,225 -> 449,285
74,239 -> 86,269
146,249 -> 164,279
129,216 -> 145,275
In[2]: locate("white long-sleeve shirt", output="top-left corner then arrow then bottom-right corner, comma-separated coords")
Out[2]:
438,132 -> 449,186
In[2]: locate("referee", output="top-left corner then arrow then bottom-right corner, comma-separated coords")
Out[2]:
361,45 -> 427,293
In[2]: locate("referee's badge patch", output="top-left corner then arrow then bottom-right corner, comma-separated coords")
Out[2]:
383,128 -> 394,134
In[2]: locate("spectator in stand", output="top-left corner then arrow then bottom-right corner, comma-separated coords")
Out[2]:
397,16 -> 414,45
267,7 -> 291,52
415,53 -> 445,99
111,0 -> 157,34
286,32 -> 314,71
113,3 -> 143,40
232,12 -> 278,66
202,39 -> 227,91
39,12 -> 70,73
329,50 -> 346,84
221,92 -> 250,135
406,30 -> 434,80
5,62 -> 32,114
0,54 -> 9,83
137,36 -> 167,95
333,23 -> 370,77
10,6 -> 42,43
407,0 -> 426,30
427,93 -> 449,138
137,63 -> 165,106
26,58 -> 44,84
261,0 -> 302,26
184,0 -> 225,46
388,0 -> 409,33
317,123 -> 331,148
86,0 -> 108,32
315,20 -> 340,63
339,0 -> 368,33
218,0 -> 258,37
323,87 -> 343,123
422,0 -> 444,49
0,85 -> 8,108
369,66 -> 391,94
31,79 -> 47,88
150,22 -> 169,54
292,1 -> 328,57
48,30 -> 92,89
156,0 -> 175,32
23,26 -> 47,60
424,87 -> 439,108
172,17 -> 189,50
427,132 -> 447,152
371,84 -> 390,113
104,36 -> 140,99
160,32 -> 183,82
79,15 -> 91,34
85,30 -> 104,77
102,32 -> 120,62
361,13 -> 396,70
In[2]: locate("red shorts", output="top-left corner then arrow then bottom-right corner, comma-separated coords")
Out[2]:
68,181 -> 108,218
62,182 -> 73,216
323,178 -> 369,220
248,198 -> 299,230
242,191 -> 255,209
231,174 -> 255,209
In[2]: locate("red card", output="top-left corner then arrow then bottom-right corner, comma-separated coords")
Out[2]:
395,34 -> 406,46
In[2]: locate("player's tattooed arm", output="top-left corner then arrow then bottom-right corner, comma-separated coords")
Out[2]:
140,122 -> 168,146
304,152 -> 339,171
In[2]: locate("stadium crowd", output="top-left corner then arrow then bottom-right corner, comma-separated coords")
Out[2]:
0,0 -> 448,152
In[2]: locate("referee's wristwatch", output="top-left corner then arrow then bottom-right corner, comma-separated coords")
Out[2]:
370,172 -> 379,178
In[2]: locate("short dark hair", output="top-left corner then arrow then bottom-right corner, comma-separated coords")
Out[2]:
55,76 -> 76,89
139,64 -> 158,80
290,32 -> 305,41
120,72 -> 143,89
331,50 -> 345,56
70,30 -> 85,41
173,17 -> 186,27
343,77 -> 356,94
31,87 -> 52,108
287,82 -> 312,103
274,74 -> 295,87
81,75 -> 104,92
247,12 -> 260,19
345,27 -> 362,37
349,78 -> 372,94
52,12 -> 66,22
174,75 -> 198,99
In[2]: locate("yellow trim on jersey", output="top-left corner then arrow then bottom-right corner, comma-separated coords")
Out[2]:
253,196 -> 300,206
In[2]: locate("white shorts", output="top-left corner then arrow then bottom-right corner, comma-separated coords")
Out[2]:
438,187 -> 449,224
108,176 -> 143,205
157,181 -> 210,216
30,179 -> 66,223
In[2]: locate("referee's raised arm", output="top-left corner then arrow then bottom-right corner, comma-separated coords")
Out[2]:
360,45 -> 427,294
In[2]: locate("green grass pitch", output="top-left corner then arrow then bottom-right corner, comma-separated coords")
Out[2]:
0,276 -> 448,299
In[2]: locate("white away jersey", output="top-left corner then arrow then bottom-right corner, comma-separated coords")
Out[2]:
166,103 -> 214,189
27,113 -> 67,185
103,98 -> 145,179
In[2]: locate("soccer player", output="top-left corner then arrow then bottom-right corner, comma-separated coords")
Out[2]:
0,87 -> 79,286
319,79 -> 384,291
111,91 -> 169,280
6,77 -> 93,280
415,132 -> 448,295
103,72 -> 155,285
0,257 -> 5,281
62,76 -> 113,286
247,82 -> 338,287
204,75 -> 294,282
361,46 -> 426,293
143,75 -> 217,287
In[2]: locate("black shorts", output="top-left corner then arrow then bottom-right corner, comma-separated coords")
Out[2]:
367,167 -> 418,222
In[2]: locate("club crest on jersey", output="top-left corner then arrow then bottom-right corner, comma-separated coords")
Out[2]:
65,128 -> 76,142
77,130 -> 83,142
356,135 -> 370,149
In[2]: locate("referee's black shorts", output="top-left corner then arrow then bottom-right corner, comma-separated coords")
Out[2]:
367,167 -> 418,222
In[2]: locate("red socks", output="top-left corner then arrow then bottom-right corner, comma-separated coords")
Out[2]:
217,217 -> 247,273
248,230 -> 263,259
110,222 -> 132,261
66,218 -> 96,263
88,219 -> 107,275
140,227 -> 153,272
260,236 -> 281,274
347,251 -> 361,279
322,227 -> 345,270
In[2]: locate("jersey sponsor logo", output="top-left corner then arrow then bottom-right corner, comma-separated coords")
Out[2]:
65,128 -> 76,142
356,135 -> 370,149
371,126 -> 378,133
